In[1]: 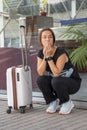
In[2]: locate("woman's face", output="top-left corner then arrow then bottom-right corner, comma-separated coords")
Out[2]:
41,30 -> 54,48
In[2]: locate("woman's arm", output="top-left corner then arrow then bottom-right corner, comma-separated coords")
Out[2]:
37,46 -> 52,76
48,53 -> 68,77
37,57 -> 47,75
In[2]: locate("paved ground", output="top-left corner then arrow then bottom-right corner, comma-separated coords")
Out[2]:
0,99 -> 87,130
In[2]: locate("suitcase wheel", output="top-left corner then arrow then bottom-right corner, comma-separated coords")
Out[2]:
6,107 -> 12,114
19,107 -> 25,113
30,103 -> 33,109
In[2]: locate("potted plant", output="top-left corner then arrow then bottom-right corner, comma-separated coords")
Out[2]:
39,0 -> 48,16
31,0 -> 47,16
59,22 -> 87,72
32,0 -> 47,16
39,6 -> 47,16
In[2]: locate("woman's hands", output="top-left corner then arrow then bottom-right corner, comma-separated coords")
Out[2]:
43,45 -> 53,58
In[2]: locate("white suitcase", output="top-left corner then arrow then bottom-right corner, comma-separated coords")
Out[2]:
6,19 -> 33,113
6,66 -> 33,113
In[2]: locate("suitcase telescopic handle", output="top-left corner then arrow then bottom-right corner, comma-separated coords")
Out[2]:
19,24 -> 29,71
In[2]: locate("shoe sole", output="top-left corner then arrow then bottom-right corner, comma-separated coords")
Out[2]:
46,106 -> 60,114
59,104 -> 74,115
47,111 -> 56,114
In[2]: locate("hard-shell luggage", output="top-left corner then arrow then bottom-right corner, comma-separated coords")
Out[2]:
6,18 -> 33,113
6,66 -> 32,113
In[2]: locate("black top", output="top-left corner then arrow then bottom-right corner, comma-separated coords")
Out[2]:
37,47 -> 81,81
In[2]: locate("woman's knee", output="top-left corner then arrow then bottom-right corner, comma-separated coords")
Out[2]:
51,77 -> 63,89
37,75 -> 45,85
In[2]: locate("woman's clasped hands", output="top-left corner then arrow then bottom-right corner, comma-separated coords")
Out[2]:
43,45 -> 53,59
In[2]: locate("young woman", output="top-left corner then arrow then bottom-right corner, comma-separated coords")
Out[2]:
37,28 -> 81,115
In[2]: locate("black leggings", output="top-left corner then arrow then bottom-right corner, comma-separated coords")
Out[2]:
37,75 -> 81,105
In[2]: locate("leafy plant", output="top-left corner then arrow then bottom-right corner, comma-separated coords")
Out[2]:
32,0 -> 38,3
39,0 -> 47,13
60,22 -> 87,71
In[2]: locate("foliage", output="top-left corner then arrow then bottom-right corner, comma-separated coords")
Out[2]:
39,6 -> 47,12
32,0 -> 48,13
39,0 -> 47,13
60,22 -> 87,71
32,0 -> 38,3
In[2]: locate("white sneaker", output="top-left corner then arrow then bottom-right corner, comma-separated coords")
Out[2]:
59,100 -> 74,115
46,100 -> 59,114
